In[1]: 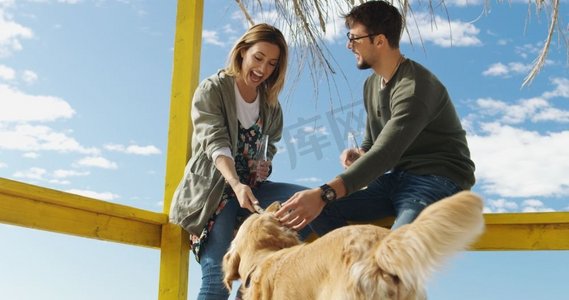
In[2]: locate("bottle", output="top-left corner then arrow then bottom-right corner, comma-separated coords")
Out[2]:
248,135 -> 269,187
346,131 -> 361,162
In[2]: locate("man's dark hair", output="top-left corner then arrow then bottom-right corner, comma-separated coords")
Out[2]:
343,0 -> 404,48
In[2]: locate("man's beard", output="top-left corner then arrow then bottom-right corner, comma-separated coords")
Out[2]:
357,59 -> 372,70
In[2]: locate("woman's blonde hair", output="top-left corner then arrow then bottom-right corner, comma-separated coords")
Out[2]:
225,23 -> 288,107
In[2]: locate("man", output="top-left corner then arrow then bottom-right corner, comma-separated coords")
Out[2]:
276,0 -> 475,234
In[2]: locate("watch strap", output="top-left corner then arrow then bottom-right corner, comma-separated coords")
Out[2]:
319,184 -> 336,203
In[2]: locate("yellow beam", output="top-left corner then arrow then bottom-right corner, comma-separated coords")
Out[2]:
473,213 -> 569,250
360,213 -> 569,251
0,178 -> 166,248
159,0 -> 204,299
0,177 -> 165,224
484,211 -> 569,225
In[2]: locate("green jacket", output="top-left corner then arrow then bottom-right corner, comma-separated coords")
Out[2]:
169,70 -> 283,235
340,59 -> 475,194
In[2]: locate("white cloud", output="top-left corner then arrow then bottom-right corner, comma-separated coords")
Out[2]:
475,96 -> 569,124
104,144 -> 124,151
468,78 -> 569,199
0,124 -> 99,154
469,123 -> 569,198
11,166 -> 89,185
202,30 -> 225,47
65,189 -> 120,201
0,162 -> 6,168
404,12 -> 481,47
542,77 -> 569,99
48,178 -> 70,185
303,126 -> 328,135
442,0 -> 485,6
122,144 -> 161,155
531,106 -> 569,123
0,10 -> 33,57
483,197 -> 555,213
222,24 -> 236,34
482,63 -> 508,76
21,70 -> 38,84
22,152 -> 39,158
515,43 -> 542,59
57,0 -> 82,4
104,143 -> 161,155
484,198 -> 518,213
482,62 -> 532,77
521,199 -> 555,212
52,169 -> 89,178
0,84 -> 75,122
0,1 -> 15,7
76,156 -> 118,169
296,177 -> 321,183
0,64 -> 15,80
13,167 -> 47,180
508,62 -> 532,74
497,39 -> 510,46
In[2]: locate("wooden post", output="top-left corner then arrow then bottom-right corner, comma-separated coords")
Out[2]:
159,0 -> 203,299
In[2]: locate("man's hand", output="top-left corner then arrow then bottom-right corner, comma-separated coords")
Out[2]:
339,148 -> 365,169
275,188 -> 326,230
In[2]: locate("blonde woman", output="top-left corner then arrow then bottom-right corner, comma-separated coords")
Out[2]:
169,24 -> 309,299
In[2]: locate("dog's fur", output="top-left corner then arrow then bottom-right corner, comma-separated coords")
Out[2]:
223,191 -> 485,300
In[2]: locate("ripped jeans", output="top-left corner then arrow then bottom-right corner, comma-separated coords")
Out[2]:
309,170 -> 462,235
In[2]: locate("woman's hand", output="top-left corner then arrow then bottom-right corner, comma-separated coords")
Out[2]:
227,178 -> 259,213
255,160 -> 271,181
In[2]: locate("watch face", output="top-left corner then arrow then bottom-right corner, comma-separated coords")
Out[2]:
320,184 -> 336,203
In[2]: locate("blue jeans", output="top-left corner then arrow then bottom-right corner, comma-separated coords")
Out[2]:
309,171 -> 462,236
197,181 -> 309,300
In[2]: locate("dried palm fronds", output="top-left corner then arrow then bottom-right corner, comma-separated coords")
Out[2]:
236,0 -> 567,88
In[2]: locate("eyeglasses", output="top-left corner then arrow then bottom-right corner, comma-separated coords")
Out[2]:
346,32 -> 378,44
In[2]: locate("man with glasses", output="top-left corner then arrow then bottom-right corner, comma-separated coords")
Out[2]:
276,0 -> 475,235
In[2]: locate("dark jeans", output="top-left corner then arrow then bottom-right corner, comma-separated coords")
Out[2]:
309,171 -> 462,235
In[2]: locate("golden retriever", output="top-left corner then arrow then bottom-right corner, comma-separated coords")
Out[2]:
223,191 -> 485,300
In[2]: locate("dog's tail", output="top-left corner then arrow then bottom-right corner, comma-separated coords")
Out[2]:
375,191 -> 485,293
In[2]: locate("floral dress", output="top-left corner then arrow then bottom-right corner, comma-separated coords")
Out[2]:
190,117 -> 264,262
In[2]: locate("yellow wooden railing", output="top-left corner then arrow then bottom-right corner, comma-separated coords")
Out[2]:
2,1 -> 569,299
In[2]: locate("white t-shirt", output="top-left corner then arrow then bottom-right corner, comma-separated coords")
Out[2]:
212,82 -> 260,162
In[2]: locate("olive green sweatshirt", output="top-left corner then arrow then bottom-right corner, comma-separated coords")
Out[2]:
339,59 -> 475,194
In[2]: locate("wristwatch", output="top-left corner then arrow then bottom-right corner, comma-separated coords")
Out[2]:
319,184 -> 337,203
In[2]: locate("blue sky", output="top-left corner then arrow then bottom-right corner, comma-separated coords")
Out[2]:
1,0 -> 568,299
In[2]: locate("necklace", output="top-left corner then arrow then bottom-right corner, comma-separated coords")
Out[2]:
383,54 -> 404,85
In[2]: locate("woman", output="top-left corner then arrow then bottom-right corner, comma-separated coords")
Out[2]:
169,23 -> 308,299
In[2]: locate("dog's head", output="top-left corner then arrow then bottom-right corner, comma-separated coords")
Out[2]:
222,202 -> 301,291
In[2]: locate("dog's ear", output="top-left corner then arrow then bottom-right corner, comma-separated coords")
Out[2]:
265,201 -> 281,213
222,247 -> 241,291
